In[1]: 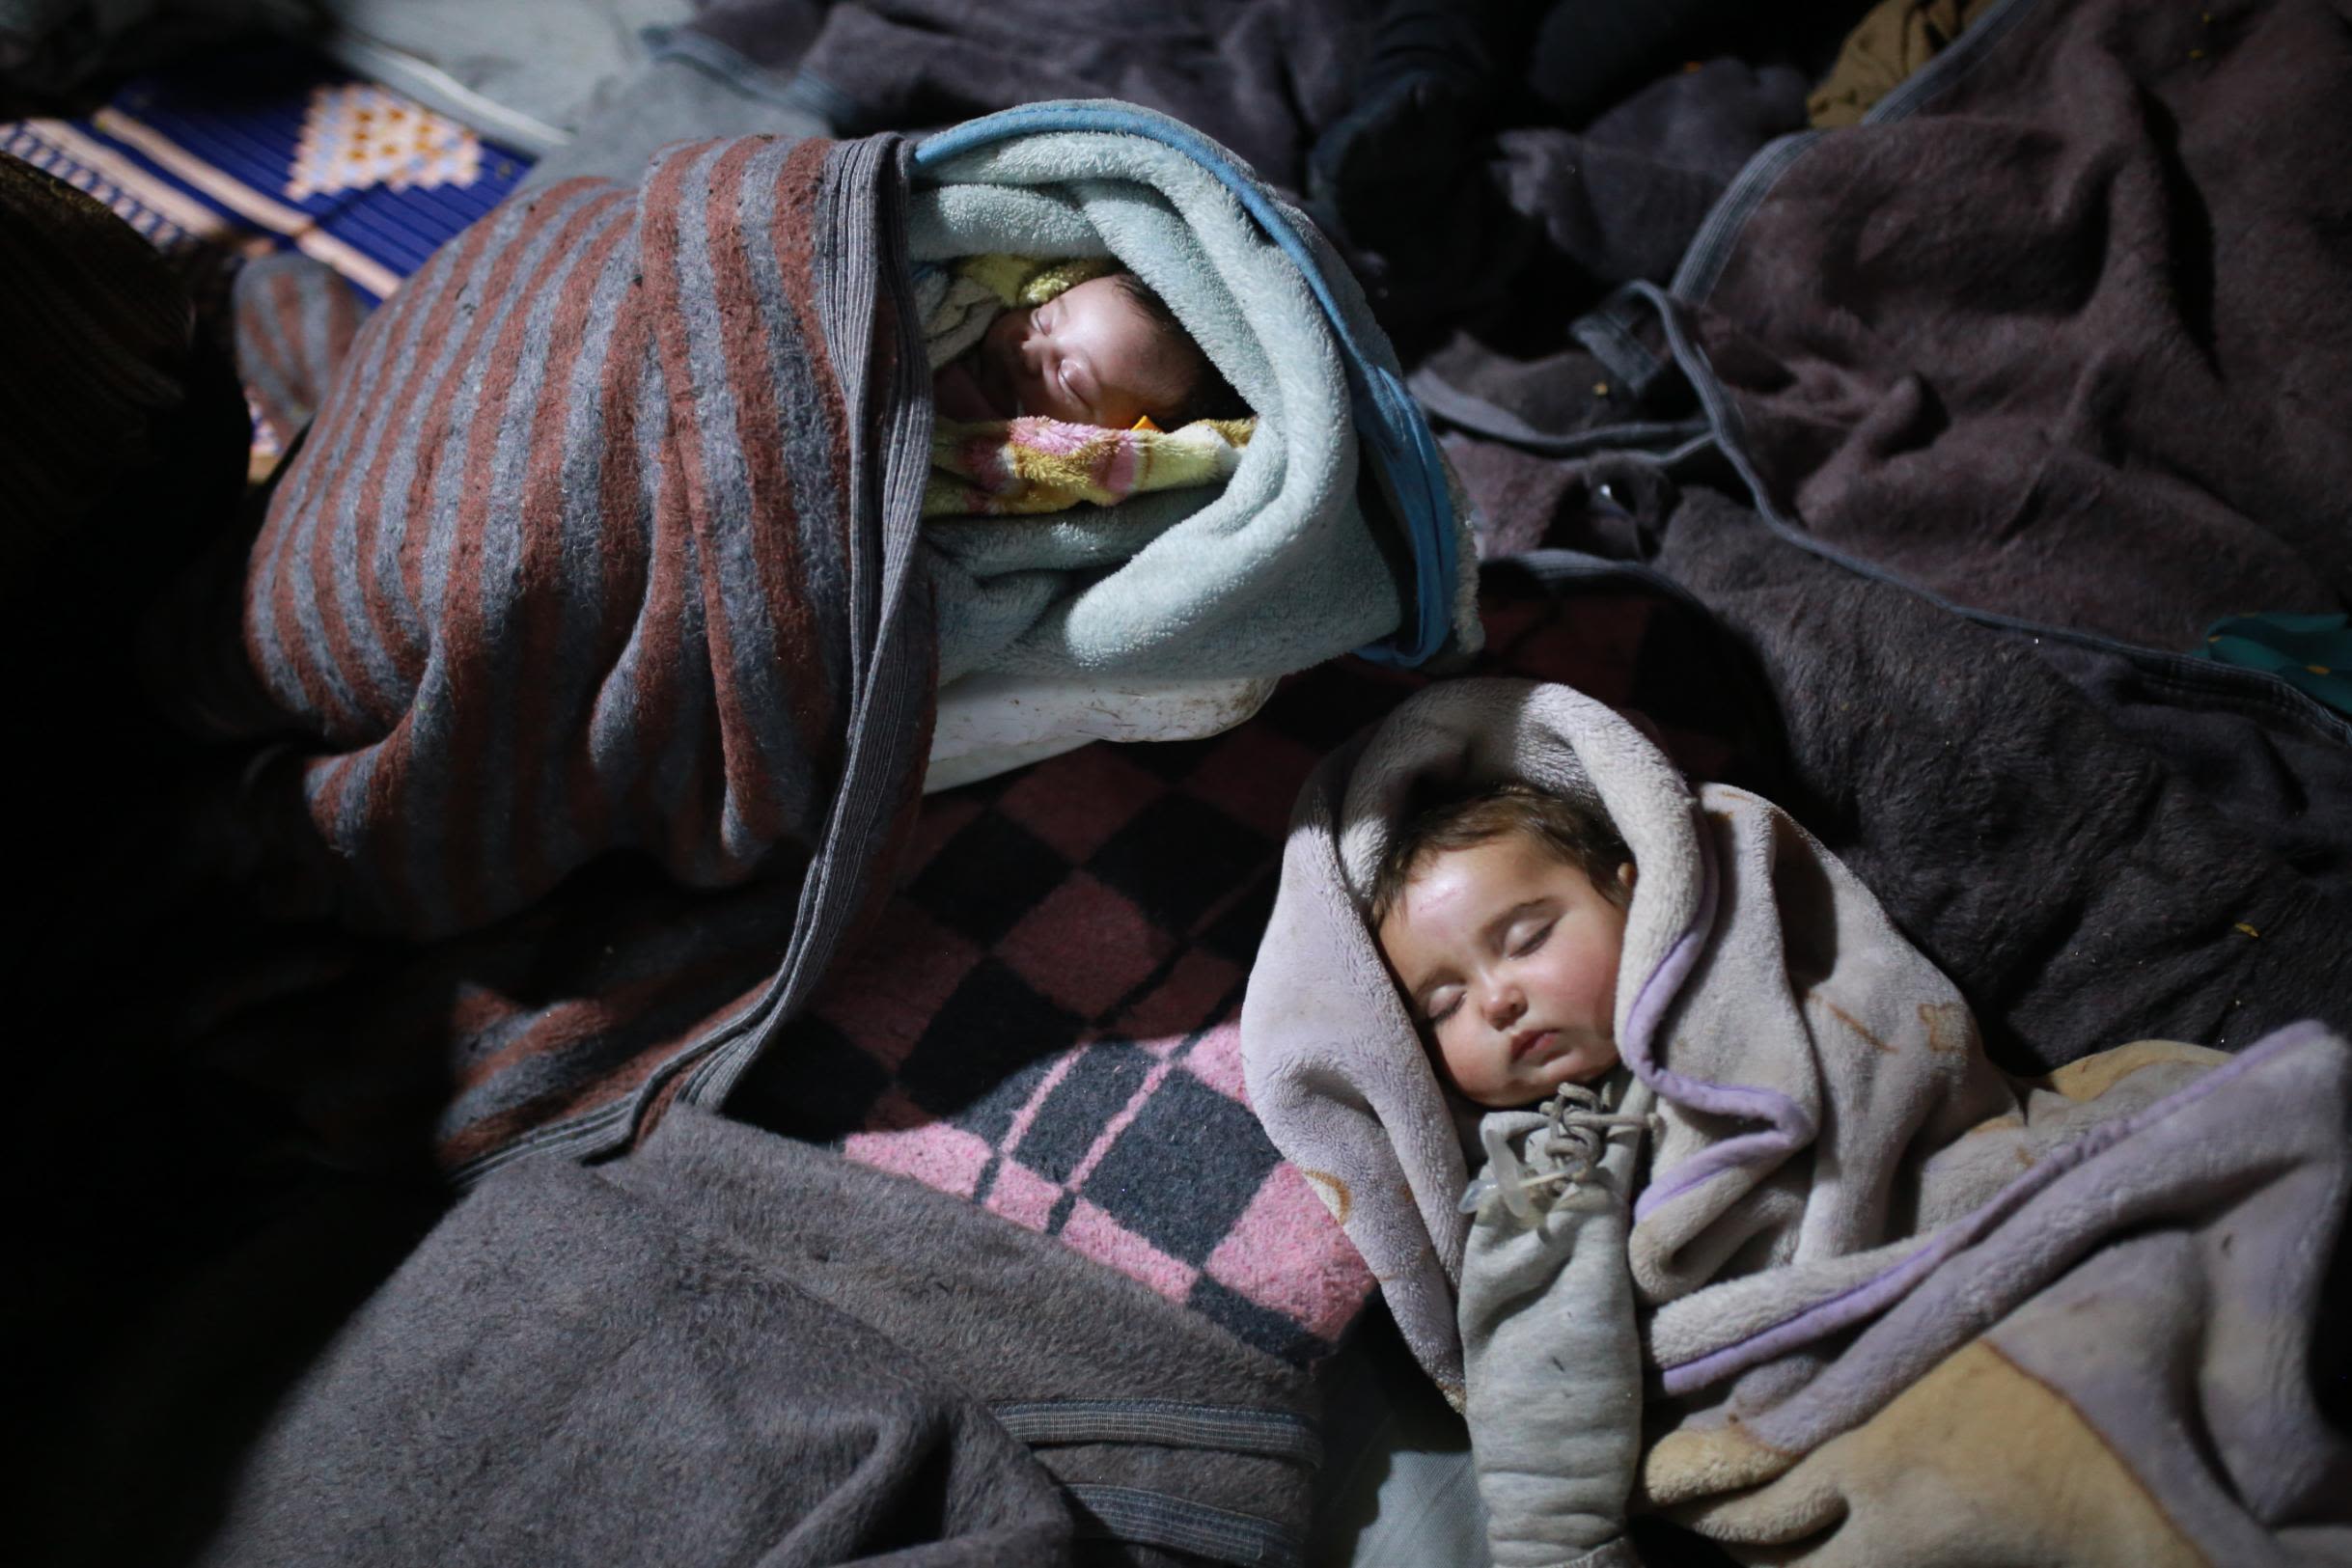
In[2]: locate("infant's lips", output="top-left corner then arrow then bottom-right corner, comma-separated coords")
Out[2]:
1509,1028 -> 1556,1062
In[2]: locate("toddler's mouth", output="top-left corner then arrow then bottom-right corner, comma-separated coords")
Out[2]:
1509,1029 -> 1556,1062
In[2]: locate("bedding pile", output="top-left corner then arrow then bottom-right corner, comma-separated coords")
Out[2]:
18,0 -> 2352,1561
176,1104 -> 1321,1568
1424,0 -> 2352,1068
1244,677 -> 2351,1563
149,126 -> 936,1175
730,575 -> 1757,1367
129,80 -> 1478,1184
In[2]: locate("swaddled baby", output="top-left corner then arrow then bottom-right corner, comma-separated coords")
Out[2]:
931,269 -> 1237,431
1249,678 -> 2282,1568
920,260 -> 1254,518
1241,682 -> 1682,1568
1349,751 -> 1657,1568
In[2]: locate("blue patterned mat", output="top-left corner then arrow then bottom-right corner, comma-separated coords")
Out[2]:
2,43 -> 532,304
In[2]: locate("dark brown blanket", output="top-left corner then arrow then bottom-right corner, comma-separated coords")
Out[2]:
1685,0 -> 2352,647
1423,0 -> 2352,1072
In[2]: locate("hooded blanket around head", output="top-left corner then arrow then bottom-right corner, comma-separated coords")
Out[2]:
1242,678 -> 2351,1563
905,100 -> 1482,683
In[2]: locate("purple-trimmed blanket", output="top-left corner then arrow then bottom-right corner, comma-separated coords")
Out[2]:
1244,676 -> 2350,1558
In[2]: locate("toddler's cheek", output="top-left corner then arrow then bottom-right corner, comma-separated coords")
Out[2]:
1550,1036 -> 1619,1087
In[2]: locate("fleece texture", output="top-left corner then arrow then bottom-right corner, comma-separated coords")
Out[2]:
1457,1078 -> 1654,1568
904,100 -> 1481,683
1243,675 -> 2352,1564
188,1108 -> 1323,1568
169,130 -> 936,1174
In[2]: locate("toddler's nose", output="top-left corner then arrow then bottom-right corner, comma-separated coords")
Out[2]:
1484,987 -> 1524,1030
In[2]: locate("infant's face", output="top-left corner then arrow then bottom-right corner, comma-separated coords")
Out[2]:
1376,832 -> 1632,1109
934,275 -> 1192,428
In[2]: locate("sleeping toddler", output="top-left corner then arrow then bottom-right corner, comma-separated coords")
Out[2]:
1245,676 -> 2082,1568
1370,782 -> 1637,1109
1357,759 -> 1655,1568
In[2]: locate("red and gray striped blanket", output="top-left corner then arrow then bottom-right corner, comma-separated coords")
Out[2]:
185,132 -> 937,1172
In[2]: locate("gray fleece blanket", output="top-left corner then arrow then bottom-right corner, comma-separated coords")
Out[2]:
1678,0 -> 2352,649
1427,0 -> 2352,1074
1243,677 -> 2352,1562
180,1106 -> 1321,1568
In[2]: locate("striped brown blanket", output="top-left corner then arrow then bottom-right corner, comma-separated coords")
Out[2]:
184,131 -> 937,1172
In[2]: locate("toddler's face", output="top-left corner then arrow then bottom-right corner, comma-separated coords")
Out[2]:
933,275 -> 1193,428
1375,831 -> 1633,1109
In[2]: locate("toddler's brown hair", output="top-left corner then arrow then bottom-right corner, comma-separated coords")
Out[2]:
1369,782 -> 1632,930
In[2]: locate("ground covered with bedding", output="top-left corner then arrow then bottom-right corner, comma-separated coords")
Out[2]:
8,0 -> 2352,1563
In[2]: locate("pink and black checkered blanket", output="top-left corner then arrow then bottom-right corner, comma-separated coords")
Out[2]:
727,584 -> 1752,1362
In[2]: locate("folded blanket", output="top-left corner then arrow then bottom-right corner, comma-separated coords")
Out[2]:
926,413 -> 1252,518
906,100 -> 1480,681
210,132 -> 931,943
1243,676 -> 2351,1562
1457,1078 -> 1652,1568
184,1108 -> 1321,1568
163,129 -> 935,1171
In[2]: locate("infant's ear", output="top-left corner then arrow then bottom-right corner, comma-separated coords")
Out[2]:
1617,861 -> 1638,894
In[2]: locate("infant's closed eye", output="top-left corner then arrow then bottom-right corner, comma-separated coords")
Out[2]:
1511,922 -> 1554,957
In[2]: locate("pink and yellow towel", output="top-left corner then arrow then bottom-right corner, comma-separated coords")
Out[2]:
926,412 -> 1254,518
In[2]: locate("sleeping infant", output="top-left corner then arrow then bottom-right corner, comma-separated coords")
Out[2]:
921,262 -> 1254,518
930,269 -> 1240,430
1370,782 -> 1637,1109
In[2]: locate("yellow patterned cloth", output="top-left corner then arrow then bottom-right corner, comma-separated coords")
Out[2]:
923,253 -> 1255,518
926,414 -> 1254,518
